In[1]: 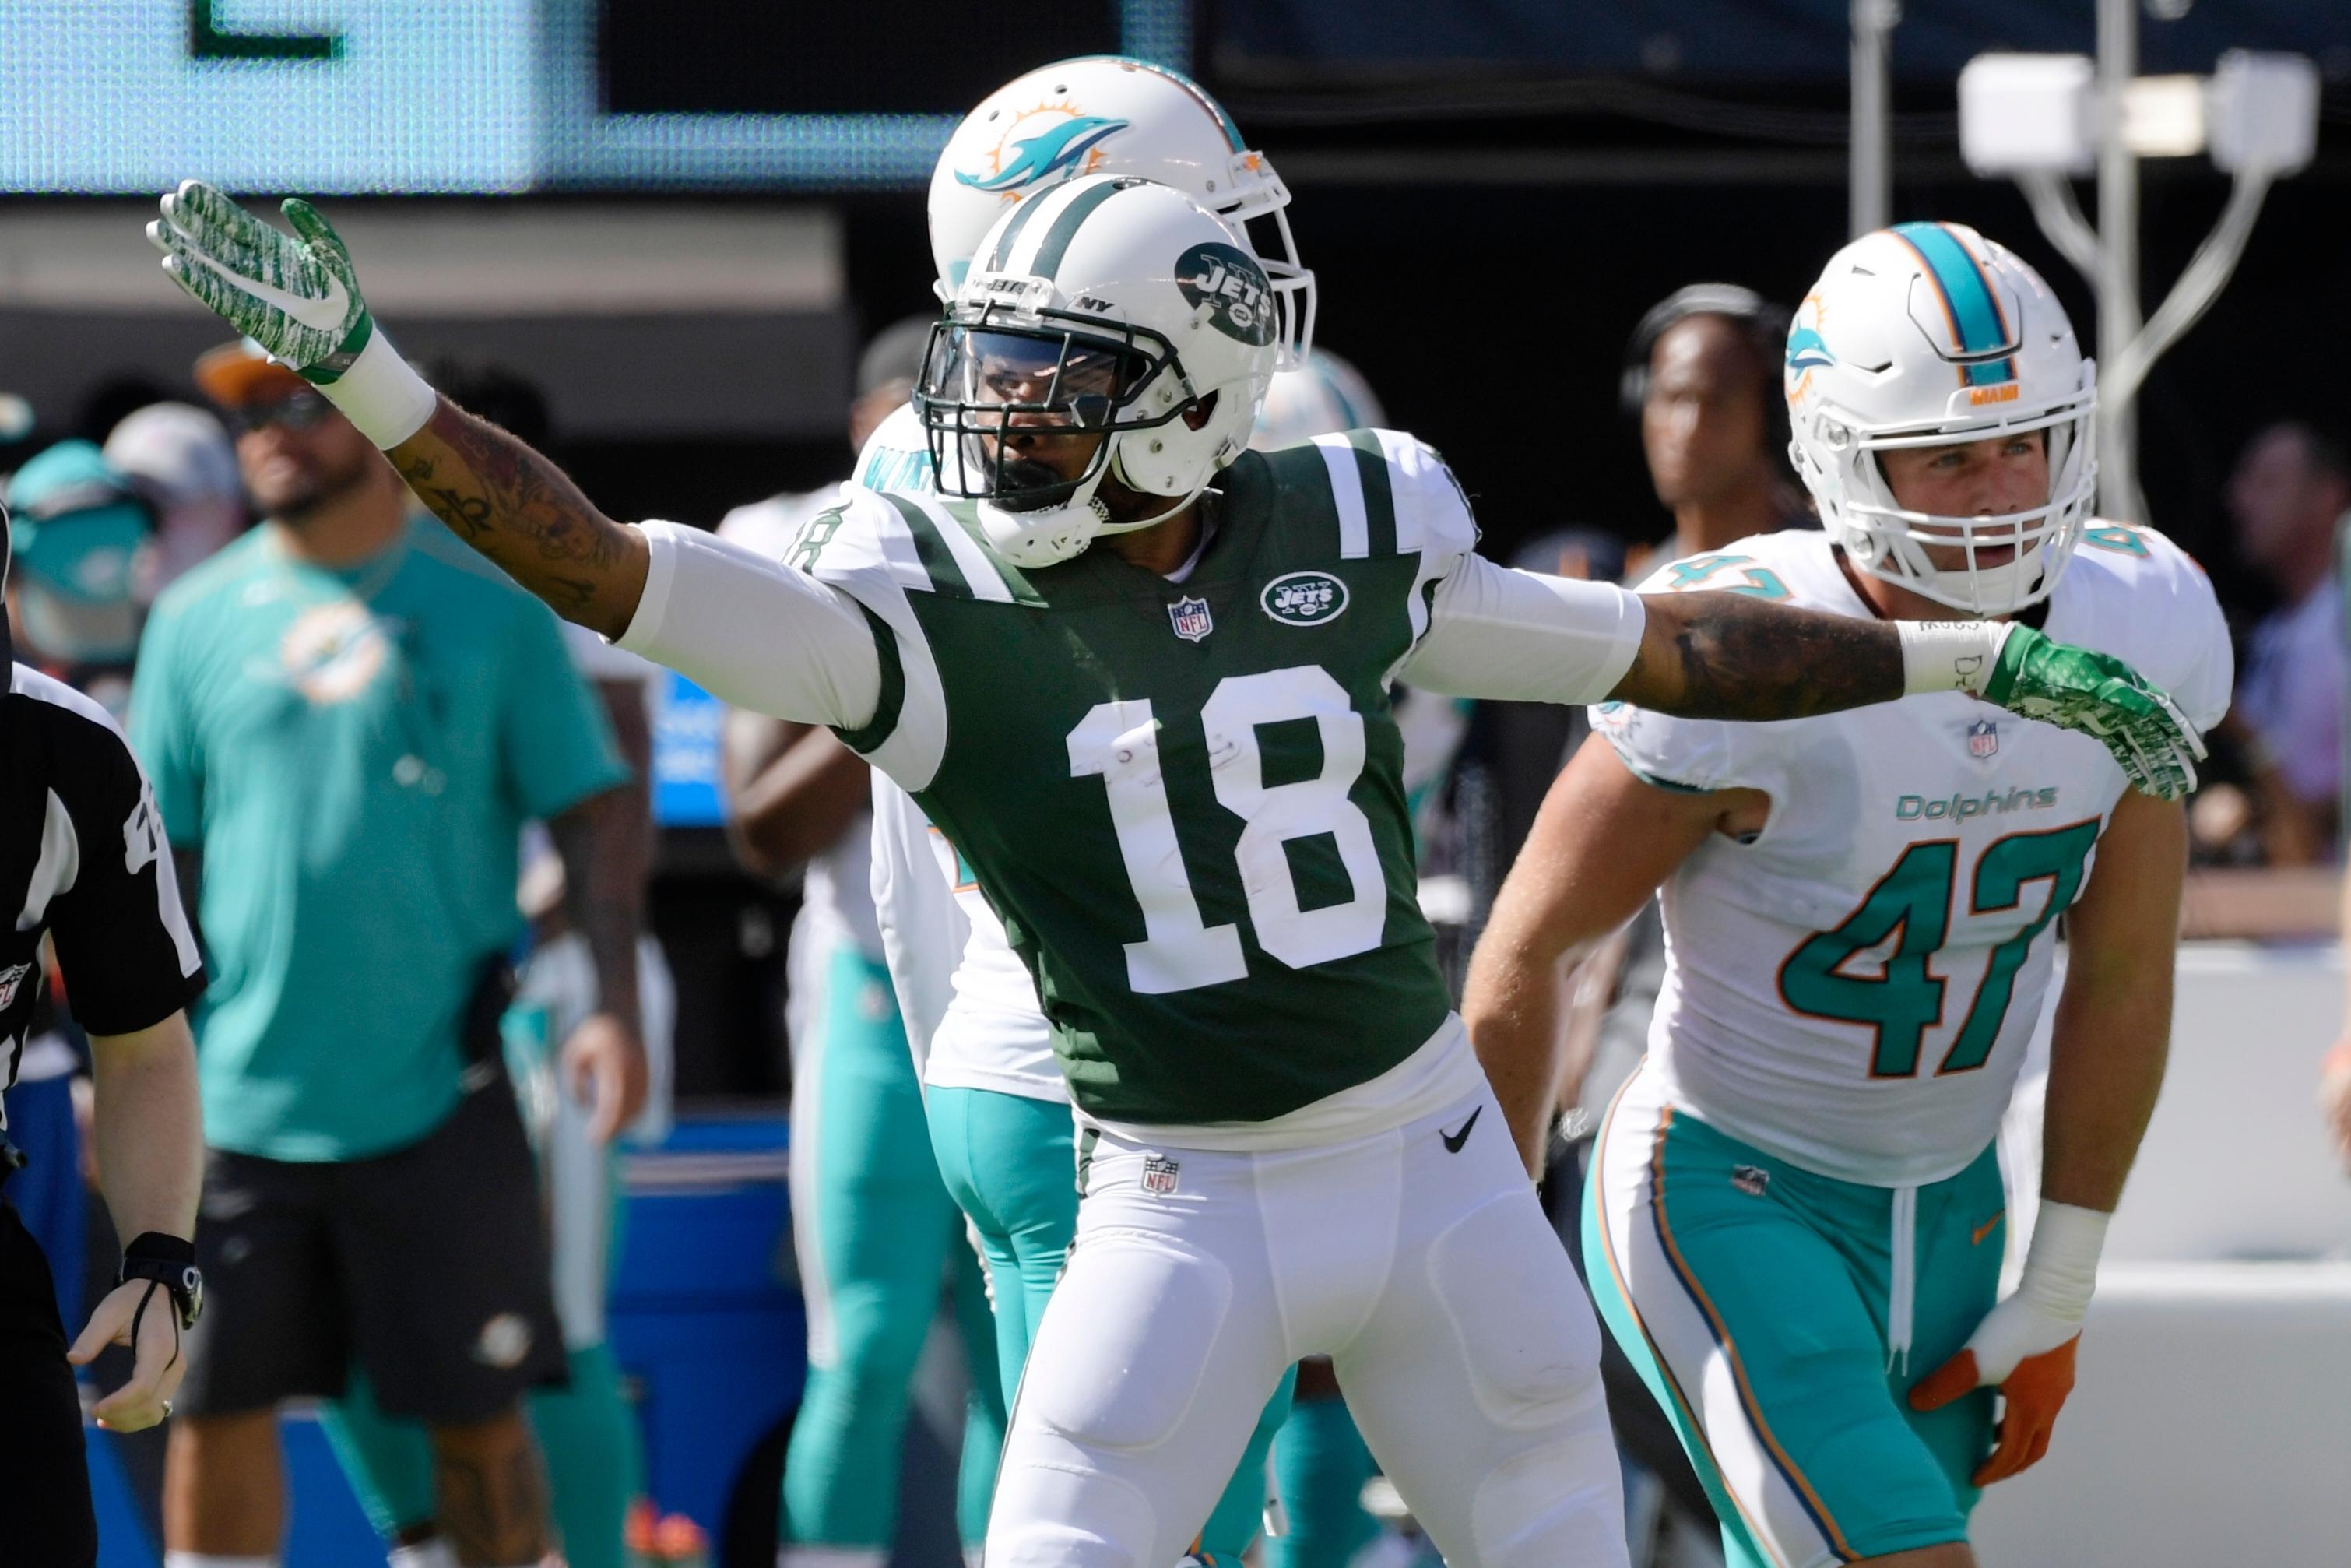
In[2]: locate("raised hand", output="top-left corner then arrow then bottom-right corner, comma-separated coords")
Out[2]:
1983,625 -> 2205,801
146,181 -> 435,449
146,180 -> 374,382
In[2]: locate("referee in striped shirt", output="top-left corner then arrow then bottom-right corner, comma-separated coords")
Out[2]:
3,505 -> 207,1564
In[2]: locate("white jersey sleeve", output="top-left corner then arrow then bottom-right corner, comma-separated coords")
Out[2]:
617,519 -> 884,733
1377,432 -> 1646,703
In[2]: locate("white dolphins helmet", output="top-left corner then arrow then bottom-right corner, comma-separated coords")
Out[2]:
1786,222 -> 2096,617
1249,348 -> 1387,451
929,56 -> 1313,368
915,175 -> 1278,568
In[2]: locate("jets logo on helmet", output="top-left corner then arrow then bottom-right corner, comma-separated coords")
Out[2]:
928,57 -> 1315,367
1176,242 -> 1275,346
1786,221 -> 2096,618
955,107 -> 1131,195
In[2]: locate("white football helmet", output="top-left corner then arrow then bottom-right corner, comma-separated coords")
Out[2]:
1249,347 -> 1387,451
928,56 -> 1313,367
915,175 -> 1278,568
1787,222 -> 2096,617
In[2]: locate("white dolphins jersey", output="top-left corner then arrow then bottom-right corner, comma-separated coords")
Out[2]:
856,404 -> 1063,1099
1595,523 -> 2233,1187
718,488 -> 883,962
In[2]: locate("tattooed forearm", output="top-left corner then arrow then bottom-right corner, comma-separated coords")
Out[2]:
388,396 -> 648,636
1613,591 -> 1906,721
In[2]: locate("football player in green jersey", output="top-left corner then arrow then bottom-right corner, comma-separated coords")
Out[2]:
148,172 -> 2205,1568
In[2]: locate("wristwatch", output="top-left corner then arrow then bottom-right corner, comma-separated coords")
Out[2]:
119,1232 -> 203,1330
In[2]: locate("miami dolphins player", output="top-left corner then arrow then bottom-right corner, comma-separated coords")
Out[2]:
148,173 -> 2203,1568
1463,223 -> 2233,1568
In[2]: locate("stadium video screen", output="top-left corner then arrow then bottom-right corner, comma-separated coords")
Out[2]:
0,0 -> 1183,192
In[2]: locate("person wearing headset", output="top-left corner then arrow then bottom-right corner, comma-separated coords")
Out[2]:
1620,283 -> 1812,584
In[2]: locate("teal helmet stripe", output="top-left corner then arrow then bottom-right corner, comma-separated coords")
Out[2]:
1890,222 -> 2015,386
1028,176 -> 1131,283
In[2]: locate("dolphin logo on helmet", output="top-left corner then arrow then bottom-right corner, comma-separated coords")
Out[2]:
957,113 -> 1131,193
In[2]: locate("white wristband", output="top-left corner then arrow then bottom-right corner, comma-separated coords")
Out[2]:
1896,619 -> 2014,697
318,328 -> 437,449
2016,1200 -> 2109,1324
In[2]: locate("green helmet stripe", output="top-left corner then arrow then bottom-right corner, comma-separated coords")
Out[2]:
988,181 -> 1055,271
1028,178 -> 1129,283
829,602 -> 906,756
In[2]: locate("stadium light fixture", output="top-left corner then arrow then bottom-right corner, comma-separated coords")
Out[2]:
1959,33 -> 2319,526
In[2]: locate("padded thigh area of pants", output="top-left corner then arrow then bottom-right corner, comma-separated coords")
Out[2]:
1022,1232 -> 1232,1453
1426,1190 -> 1604,1426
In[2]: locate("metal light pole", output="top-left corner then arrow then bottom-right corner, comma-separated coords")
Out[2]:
1850,0 -> 1899,237
2095,0 -> 2144,522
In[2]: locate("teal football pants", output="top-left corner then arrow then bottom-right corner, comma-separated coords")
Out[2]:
927,1083 -> 1295,1561
1584,1067 -> 2001,1568
786,945 -> 1004,1558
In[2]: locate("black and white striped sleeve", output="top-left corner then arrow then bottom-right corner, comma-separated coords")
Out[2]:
31,678 -> 205,1037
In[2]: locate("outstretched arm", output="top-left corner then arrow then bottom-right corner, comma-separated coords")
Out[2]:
1615,590 -> 1906,720
391,399 -> 648,638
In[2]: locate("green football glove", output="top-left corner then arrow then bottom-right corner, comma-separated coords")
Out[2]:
146,181 -> 434,448
1982,624 -> 2205,801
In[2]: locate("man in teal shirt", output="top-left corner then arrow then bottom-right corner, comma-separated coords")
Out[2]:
132,340 -> 647,1568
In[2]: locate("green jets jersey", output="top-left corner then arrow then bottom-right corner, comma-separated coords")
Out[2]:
799,432 -> 1476,1124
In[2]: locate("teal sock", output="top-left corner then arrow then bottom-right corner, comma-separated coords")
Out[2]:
318,1368 -> 438,1543
1267,1394 -> 1379,1568
951,1243 -> 1007,1549
1198,1366 -> 1299,1561
528,1341 -> 640,1568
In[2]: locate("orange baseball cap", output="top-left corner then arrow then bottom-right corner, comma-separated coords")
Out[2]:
192,338 -> 311,407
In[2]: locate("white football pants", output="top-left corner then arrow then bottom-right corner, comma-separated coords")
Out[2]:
985,1081 -> 1627,1568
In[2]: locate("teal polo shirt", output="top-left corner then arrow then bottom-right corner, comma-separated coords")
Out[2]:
131,517 -> 628,1161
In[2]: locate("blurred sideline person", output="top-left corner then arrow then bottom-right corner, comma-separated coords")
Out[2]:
104,401 -> 248,602
3,503 -> 209,1567
135,340 -> 648,1568
1622,283 -> 1810,584
722,316 -> 1007,1568
316,360 -> 673,1568
151,154 -> 2203,1568
859,63 -> 1344,1566
1466,223 -> 2231,1568
2219,420 -> 2349,863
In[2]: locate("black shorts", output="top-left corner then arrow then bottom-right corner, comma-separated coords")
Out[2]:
0,1200 -> 97,1566
177,1074 -> 565,1425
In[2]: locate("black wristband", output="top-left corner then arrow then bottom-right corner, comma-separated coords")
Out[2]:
124,1232 -> 195,1266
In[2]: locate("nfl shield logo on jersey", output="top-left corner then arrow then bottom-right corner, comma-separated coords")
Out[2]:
1168,596 -> 1214,642
1141,1155 -> 1182,1195
1967,718 -> 1999,759
0,962 -> 29,1010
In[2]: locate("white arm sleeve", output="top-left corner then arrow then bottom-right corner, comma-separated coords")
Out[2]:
1401,554 -> 1649,705
616,520 -> 883,730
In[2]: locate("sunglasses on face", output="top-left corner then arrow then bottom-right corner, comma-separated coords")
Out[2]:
225,389 -> 333,435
